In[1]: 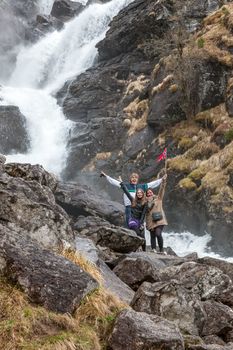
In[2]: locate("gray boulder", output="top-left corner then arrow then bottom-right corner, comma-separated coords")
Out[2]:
74,216 -> 144,253
76,236 -> 135,304
113,256 -> 162,290
201,300 -> 233,337
0,224 -> 98,313
0,106 -> 30,154
51,0 -> 84,21
0,164 -> 74,250
131,280 -> 205,336
5,162 -> 58,192
108,309 -> 185,350
55,182 -> 124,226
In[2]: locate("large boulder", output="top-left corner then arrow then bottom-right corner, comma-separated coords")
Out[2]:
75,236 -> 135,304
0,224 -> 98,313
200,300 -> 233,338
131,280 -> 205,336
0,106 -> 30,154
108,309 -> 185,350
0,163 -> 74,249
5,163 -> 58,192
55,182 -> 124,226
74,216 -> 144,253
51,0 -> 84,21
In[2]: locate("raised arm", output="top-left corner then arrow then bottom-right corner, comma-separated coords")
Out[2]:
158,175 -> 167,200
147,177 -> 162,189
120,183 -> 133,203
100,171 -> 121,188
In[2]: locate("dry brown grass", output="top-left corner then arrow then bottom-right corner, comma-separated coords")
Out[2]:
0,249 -> 128,349
61,248 -> 103,284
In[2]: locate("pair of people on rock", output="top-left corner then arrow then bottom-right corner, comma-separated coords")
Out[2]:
101,171 -> 167,253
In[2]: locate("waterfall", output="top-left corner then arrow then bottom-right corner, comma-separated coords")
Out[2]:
37,0 -> 54,14
0,0 -> 133,175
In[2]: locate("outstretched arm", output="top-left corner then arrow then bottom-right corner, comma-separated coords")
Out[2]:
100,171 -> 121,188
120,183 -> 133,203
147,177 -> 162,189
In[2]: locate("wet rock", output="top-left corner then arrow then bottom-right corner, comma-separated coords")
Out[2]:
26,14 -> 64,41
97,0 -> 172,61
0,106 -> 30,154
108,309 -> 185,350
147,86 -> 186,129
55,182 -> 124,226
0,224 -> 98,313
5,163 -> 58,192
51,0 -> 84,22
74,216 -> 144,253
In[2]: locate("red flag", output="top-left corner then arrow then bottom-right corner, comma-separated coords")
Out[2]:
156,148 -> 167,162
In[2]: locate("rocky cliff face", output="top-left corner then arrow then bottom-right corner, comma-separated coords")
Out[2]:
56,0 -> 233,257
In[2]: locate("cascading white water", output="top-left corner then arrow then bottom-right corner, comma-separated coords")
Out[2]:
0,0 -> 134,174
37,0 -> 54,14
145,230 -> 233,262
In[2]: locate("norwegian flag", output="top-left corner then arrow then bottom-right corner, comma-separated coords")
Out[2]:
156,147 -> 167,162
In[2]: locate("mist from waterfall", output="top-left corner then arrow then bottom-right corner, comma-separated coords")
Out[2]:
0,0 -> 133,175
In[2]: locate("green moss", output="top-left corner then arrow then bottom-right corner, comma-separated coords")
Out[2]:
179,178 -> 197,190
197,38 -> 205,49
222,6 -> 230,16
188,168 -> 206,181
178,137 -> 194,150
224,128 -> 233,143
169,157 -> 193,174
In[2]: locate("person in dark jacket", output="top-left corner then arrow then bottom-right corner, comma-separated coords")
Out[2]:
146,174 -> 167,254
100,171 -> 162,227
120,182 -> 147,251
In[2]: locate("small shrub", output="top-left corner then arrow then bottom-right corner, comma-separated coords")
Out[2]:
179,178 -> 197,190
224,128 -> 233,143
197,38 -> 205,49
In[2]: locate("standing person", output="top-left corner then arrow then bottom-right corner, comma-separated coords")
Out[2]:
100,171 -> 162,227
120,183 -> 147,251
146,174 -> 167,254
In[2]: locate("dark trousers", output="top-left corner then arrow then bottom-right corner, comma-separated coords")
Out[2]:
125,205 -> 131,228
150,225 -> 164,252
135,227 -> 146,251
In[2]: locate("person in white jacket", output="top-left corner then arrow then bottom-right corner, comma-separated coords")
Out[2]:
100,171 -> 163,227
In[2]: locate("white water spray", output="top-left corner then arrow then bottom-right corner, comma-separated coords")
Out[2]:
145,230 -> 233,262
0,0 -> 133,174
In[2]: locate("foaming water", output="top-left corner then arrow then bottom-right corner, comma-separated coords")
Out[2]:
0,0 -> 133,175
164,231 -> 233,262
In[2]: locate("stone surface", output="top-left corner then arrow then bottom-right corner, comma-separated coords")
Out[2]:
113,255 -> 162,290
0,106 -> 30,154
0,223 -> 98,313
131,280 -> 205,336
51,0 -> 84,21
5,163 -> 58,192
0,165 -> 74,250
74,216 -> 144,253
55,182 -> 124,226
108,309 -> 185,350
75,236 -> 134,304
